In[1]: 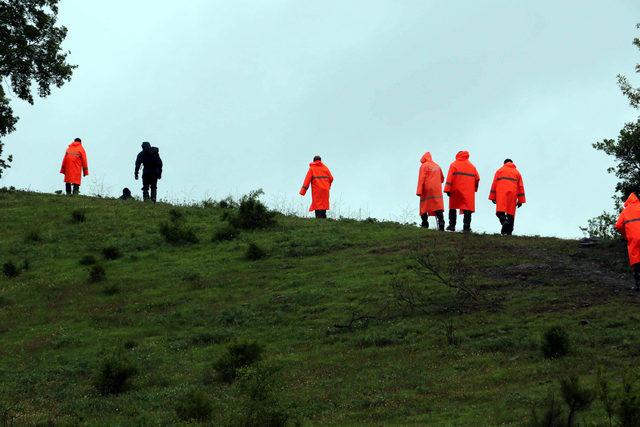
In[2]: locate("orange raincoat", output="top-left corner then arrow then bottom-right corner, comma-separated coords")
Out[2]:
489,162 -> 526,216
60,141 -> 89,185
616,193 -> 640,266
444,151 -> 480,212
299,160 -> 333,211
416,152 -> 444,215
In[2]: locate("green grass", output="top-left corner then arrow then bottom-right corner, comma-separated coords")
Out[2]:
0,189 -> 637,425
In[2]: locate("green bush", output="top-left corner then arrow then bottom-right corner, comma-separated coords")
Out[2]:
101,246 -> 122,260
71,209 -> 86,223
103,284 -> 120,296
225,190 -> 276,230
235,364 -> 291,427
88,265 -> 106,283
79,255 -> 97,266
2,261 -> 19,279
175,390 -> 213,422
213,341 -> 263,383
245,242 -> 267,261
94,353 -> 137,395
541,326 -> 570,359
560,376 -> 594,427
212,223 -> 239,242
160,210 -> 199,245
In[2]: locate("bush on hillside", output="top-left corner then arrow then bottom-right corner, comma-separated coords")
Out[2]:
224,190 -> 276,230
88,265 -> 106,283
244,242 -> 267,261
212,223 -> 239,242
79,255 -> 97,266
175,390 -> 213,422
560,376 -> 594,427
2,261 -> 19,279
101,246 -> 122,260
528,395 -> 564,427
234,364 -> 292,427
25,229 -> 43,242
94,353 -> 137,395
103,284 -> 120,296
541,326 -> 570,359
212,341 -> 264,383
71,209 -> 86,223
160,210 -> 199,245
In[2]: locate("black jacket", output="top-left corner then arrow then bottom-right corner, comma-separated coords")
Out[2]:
135,147 -> 163,178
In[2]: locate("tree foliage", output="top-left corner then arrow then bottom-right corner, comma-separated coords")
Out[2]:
0,0 -> 76,178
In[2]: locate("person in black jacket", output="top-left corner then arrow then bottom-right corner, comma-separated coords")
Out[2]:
135,141 -> 163,202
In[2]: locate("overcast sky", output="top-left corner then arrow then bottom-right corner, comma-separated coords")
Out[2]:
3,0 -> 640,237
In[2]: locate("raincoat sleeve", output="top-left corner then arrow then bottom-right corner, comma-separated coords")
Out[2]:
299,169 -> 312,196
440,167 -> 444,183
616,212 -> 627,238
60,155 -> 65,174
328,168 -> 334,187
489,172 -> 498,201
474,168 -> 480,192
444,165 -> 455,193
517,174 -> 526,204
81,147 -> 89,176
416,167 -> 425,196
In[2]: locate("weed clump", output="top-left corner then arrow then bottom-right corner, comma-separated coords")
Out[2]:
79,255 -> 97,266
213,341 -> 263,383
541,326 -> 570,359
212,223 -> 239,242
103,284 -> 120,296
160,209 -> 199,244
88,265 -> 106,283
224,190 -> 276,230
71,209 -> 86,223
560,376 -> 594,426
101,246 -> 122,260
235,364 -> 291,427
175,390 -> 213,422
94,353 -> 137,395
244,242 -> 267,261
25,229 -> 43,242
2,261 -> 19,279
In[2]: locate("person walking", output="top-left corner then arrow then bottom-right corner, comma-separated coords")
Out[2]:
299,155 -> 333,218
616,192 -> 640,291
489,159 -> 526,235
134,141 -> 163,202
416,152 -> 445,230
444,151 -> 480,232
60,138 -> 89,195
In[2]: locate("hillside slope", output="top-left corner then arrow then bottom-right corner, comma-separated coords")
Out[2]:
0,190 -> 636,425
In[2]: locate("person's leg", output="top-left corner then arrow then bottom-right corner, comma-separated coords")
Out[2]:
150,176 -> 158,203
72,184 -> 80,195
420,214 -> 429,228
447,209 -> 457,231
496,212 -> 507,234
463,211 -> 472,232
142,175 -> 150,201
315,210 -> 327,219
506,214 -> 515,235
633,264 -> 640,291
436,210 -> 445,231
65,183 -> 72,195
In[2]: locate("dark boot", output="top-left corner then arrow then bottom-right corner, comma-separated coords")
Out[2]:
65,183 -> 72,195
420,214 -> 429,228
150,187 -> 157,203
72,184 -> 80,195
142,184 -> 150,201
505,214 -> 515,235
315,210 -> 327,219
497,212 -> 507,235
436,210 -> 445,231
463,211 -> 472,233
446,209 -> 457,231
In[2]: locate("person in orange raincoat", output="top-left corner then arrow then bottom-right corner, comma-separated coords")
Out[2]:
489,159 -> 526,235
444,151 -> 480,232
299,155 -> 334,218
416,152 -> 445,230
615,192 -> 640,290
60,138 -> 89,195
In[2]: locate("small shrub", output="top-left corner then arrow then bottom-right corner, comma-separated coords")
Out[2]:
101,246 -> 122,260
560,376 -> 594,427
21,259 -> 30,272
225,190 -> 276,230
244,242 -> 267,261
235,364 -> 291,427
79,255 -> 97,266
2,261 -> 19,279
160,210 -> 198,245
25,229 -> 43,242
94,353 -> 137,395
103,284 -> 120,296
529,395 -> 564,427
541,326 -> 570,359
71,209 -> 86,223
88,265 -> 106,283
123,340 -> 138,350
213,341 -> 263,383
175,390 -> 212,422
212,223 -> 239,242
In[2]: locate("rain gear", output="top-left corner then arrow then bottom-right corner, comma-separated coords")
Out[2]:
416,152 -> 445,216
60,141 -> 89,185
489,162 -> 526,216
616,193 -> 640,266
444,151 -> 480,213
299,160 -> 333,211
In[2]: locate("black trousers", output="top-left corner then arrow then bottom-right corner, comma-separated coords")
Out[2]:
65,183 -> 80,195
420,210 -> 445,230
142,175 -> 158,202
496,212 -> 515,235
315,210 -> 327,219
448,209 -> 472,231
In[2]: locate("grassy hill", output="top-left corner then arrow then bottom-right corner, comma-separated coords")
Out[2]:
0,189 -> 638,426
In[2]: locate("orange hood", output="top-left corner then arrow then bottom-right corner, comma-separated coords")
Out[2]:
625,193 -> 640,207
309,160 -> 324,167
456,151 -> 470,161
420,152 -> 433,163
